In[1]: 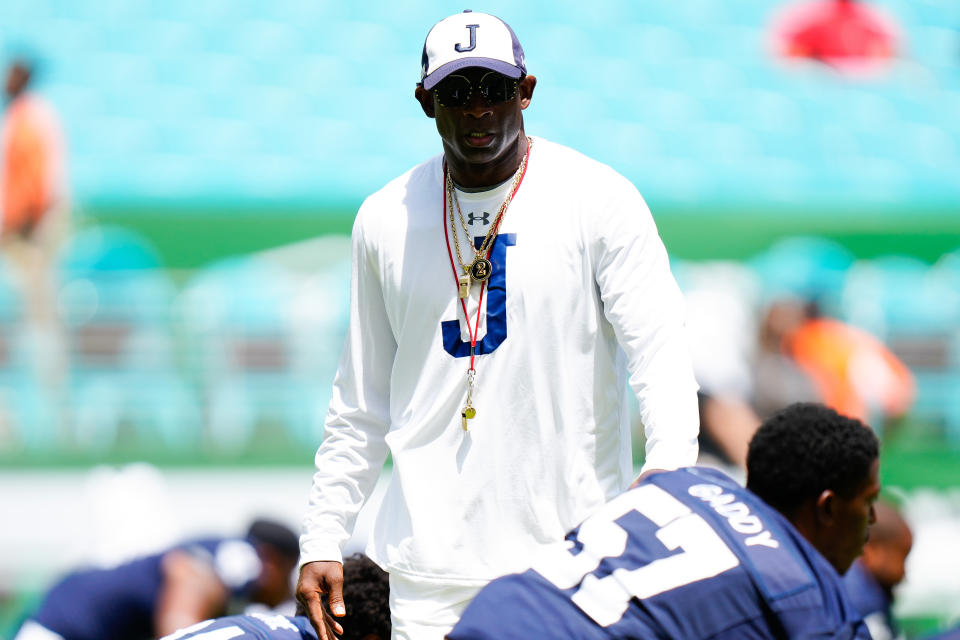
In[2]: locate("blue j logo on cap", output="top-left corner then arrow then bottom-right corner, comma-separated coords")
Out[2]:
455,24 -> 479,52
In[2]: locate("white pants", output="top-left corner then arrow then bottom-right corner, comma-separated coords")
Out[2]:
388,572 -> 484,640
13,621 -> 65,640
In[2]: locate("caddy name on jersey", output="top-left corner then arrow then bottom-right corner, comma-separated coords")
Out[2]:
688,484 -> 780,549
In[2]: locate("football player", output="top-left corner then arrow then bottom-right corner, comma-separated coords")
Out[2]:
843,501 -> 913,640
449,403 -> 879,639
162,554 -> 389,640
15,519 -> 299,640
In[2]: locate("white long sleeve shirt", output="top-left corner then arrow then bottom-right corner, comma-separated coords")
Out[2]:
301,137 -> 699,582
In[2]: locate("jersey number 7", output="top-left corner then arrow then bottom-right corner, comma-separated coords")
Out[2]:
532,484 -> 740,627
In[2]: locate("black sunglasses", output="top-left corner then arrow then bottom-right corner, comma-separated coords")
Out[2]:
433,72 -> 519,108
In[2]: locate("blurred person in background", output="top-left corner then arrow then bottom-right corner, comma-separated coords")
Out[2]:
161,554 -> 390,640
680,270 -> 762,474
752,298 -> 822,419
772,0 -> 901,76
14,518 -> 300,640
297,9 -> 700,640
448,403 -> 879,639
843,501 -> 913,640
696,391 -> 761,475
0,58 -> 69,391
752,297 -> 914,433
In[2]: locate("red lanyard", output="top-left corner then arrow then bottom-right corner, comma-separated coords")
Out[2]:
442,168 -> 487,372
441,144 -> 530,372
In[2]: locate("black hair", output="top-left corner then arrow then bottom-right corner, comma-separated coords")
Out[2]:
746,403 -> 879,515
340,553 -> 391,640
246,518 -> 300,560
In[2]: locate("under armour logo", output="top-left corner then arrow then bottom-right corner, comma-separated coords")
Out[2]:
455,24 -> 479,52
468,211 -> 490,225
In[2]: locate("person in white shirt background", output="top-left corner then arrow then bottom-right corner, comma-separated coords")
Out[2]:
296,10 -> 700,640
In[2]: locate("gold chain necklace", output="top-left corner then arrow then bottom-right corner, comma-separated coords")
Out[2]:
441,137 -> 533,431
447,137 -> 532,298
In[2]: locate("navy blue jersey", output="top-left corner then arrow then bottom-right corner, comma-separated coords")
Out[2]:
450,468 -> 870,639
161,614 -> 317,640
29,537 -> 261,640
843,560 -> 897,639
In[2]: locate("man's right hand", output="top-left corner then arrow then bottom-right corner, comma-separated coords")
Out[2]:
296,560 -> 346,640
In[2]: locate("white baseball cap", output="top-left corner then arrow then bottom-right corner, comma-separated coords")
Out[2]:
420,10 -> 527,90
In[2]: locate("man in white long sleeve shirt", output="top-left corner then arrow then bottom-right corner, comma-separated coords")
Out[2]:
297,11 -> 700,640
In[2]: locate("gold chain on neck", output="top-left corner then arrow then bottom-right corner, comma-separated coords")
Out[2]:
447,137 -> 532,274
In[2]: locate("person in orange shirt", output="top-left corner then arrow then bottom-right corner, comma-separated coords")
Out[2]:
755,297 -> 914,430
787,313 -> 915,426
2,60 -> 67,243
1,59 -> 69,396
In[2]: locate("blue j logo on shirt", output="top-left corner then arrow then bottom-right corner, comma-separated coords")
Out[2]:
442,233 -> 515,358
454,24 -> 479,53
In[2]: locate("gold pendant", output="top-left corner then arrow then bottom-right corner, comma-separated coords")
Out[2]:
461,406 -> 476,430
458,273 -> 471,299
470,257 -> 492,282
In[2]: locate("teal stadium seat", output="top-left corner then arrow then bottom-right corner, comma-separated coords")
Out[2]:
931,249 -> 960,442
0,1 -> 953,178
58,226 -> 200,451
1,0 -> 957,207
176,256 -> 331,452
842,255 -> 960,337
749,236 -> 855,313
0,257 -> 61,451
842,255 -> 960,441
